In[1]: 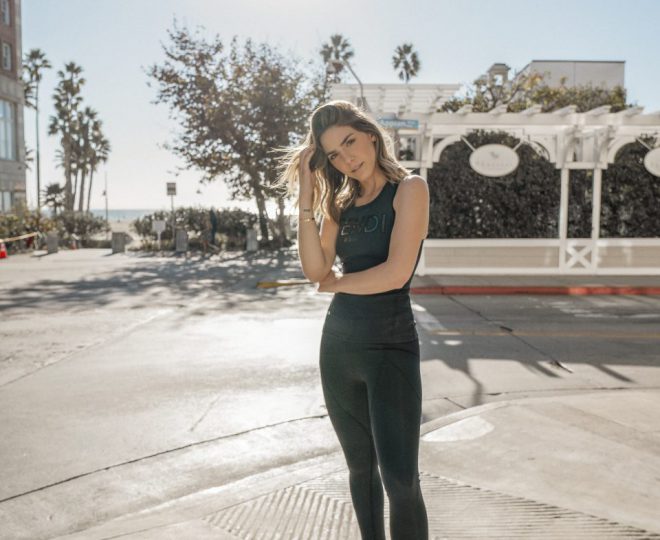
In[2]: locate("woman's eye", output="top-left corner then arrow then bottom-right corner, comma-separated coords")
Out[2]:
347,139 -> 354,145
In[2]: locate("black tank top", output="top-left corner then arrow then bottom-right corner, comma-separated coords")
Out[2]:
322,179 -> 424,343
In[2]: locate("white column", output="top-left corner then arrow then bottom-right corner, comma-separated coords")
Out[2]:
558,168 -> 570,271
591,168 -> 603,272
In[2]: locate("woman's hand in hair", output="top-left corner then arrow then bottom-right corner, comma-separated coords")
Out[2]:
298,144 -> 317,194
316,268 -> 341,293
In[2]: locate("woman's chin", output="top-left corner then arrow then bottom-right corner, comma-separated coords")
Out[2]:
349,163 -> 370,179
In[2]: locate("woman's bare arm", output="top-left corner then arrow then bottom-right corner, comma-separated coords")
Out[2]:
298,190 -> 338,282
296,145 -> 338,282
318,176 -> 429,295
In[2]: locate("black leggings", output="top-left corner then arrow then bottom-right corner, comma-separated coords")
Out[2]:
319,332 -> 429,540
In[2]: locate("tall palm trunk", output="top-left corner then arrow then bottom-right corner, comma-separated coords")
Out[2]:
72,167 -> 79,211
63,137 -> 73,211
86,168 -> 95,213
78,168 -> 87,212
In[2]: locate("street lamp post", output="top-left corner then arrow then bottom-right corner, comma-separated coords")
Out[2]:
327,59 -> 369,112
103,172 -> 109,241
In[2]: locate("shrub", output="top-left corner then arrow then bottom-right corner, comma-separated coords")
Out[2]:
54,211 -> 109,242
132,206 -> 260,250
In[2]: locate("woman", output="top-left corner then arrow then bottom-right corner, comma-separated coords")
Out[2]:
275,100 -> 429,539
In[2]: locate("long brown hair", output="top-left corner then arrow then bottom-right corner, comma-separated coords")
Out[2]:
273,100 -> 410,224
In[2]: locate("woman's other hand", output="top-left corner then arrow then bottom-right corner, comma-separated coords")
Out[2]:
298,144 -> 317,194
316,268 -> 341,293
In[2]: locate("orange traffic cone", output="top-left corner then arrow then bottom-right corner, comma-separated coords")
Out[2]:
0,242 -> 7,259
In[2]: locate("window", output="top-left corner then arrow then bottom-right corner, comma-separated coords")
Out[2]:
0,99 -> 16,160
1,0 -> 9,26
398,135 -> 419,161
1,191 -> 11,213
1,42 -> 10,70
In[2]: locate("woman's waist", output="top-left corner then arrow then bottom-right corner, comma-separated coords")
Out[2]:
322,307 -> 417,343
329,291 -> 412,317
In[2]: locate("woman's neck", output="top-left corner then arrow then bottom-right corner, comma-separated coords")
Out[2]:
357,168 -> 387,198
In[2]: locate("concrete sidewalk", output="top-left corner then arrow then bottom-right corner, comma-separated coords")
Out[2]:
410,274 -> 660,295
57,388 -> 660,539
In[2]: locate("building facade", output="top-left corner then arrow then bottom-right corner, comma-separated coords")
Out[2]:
0,0 -> 25,213
515,60 -> 625,90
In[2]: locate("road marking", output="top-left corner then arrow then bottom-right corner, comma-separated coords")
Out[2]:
431,329 -> 660,339
411,301 -> 448,333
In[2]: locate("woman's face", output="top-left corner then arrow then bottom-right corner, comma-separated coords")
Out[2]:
319,125 -> 377,180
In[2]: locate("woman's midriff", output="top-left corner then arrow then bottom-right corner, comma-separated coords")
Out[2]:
322,291 -> 418,343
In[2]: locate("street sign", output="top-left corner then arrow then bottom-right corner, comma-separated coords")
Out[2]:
377,118 -> 420,130
152,220 -> 166,233
167,182 -> 177,196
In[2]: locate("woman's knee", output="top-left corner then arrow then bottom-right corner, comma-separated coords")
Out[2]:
343,443 -> 377,476
381,469 -> 421,500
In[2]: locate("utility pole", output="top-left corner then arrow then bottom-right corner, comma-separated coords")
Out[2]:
35,84 -> 42,210
327,59 -> 369,112
103,172 -> 109,240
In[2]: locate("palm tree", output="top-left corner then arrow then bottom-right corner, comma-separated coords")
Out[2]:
320,34 -> 354,93
392,43 -> 421,83
86,122 -> 110,213
23,147 -> 34,172
41,182 -> 65,217
74,107 -> 98,212
48,62 -> 85,212
22,49 -> 52,209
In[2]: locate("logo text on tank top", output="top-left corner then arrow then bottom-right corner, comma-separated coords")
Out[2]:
339,213 -> 388,242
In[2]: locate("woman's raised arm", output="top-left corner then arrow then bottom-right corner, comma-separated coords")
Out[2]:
297,145 -> 337,282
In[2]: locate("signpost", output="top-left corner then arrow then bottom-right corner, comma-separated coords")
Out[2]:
152,220 -> 166,250
167,182 -> 176,249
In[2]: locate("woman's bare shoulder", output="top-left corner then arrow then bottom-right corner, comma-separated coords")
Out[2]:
393,175 -> 428,210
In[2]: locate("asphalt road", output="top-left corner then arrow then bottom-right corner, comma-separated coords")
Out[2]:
1,248 -> 659,539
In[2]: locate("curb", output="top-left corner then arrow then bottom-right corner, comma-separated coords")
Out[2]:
410,285 -> 660,295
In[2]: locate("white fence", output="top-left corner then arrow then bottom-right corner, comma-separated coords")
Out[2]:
418,238 -> 660,275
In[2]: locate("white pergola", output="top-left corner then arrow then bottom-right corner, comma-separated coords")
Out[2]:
330,84 -> 660,274
330,83 -> 461,115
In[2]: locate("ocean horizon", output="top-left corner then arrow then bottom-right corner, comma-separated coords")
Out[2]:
90,209 -> 162,222
88,206 -> 294,222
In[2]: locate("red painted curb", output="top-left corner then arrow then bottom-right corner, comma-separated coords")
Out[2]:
410,286 -> 660,295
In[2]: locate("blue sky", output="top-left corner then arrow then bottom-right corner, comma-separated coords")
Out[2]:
22,0 -> 660,211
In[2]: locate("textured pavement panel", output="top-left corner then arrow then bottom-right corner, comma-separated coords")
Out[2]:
205,469 -> 660,539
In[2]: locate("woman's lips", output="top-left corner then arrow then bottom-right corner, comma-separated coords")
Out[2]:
351,162 -> 363,173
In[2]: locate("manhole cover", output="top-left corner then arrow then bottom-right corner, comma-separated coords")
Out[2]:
204,469 -> 660,539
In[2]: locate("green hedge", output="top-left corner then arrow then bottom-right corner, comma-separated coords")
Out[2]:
0,209 -> 107,252
428,130 -> 659,238
601,141 -> 660,237
132,207 -> 260,249
428,131 -> 560,238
